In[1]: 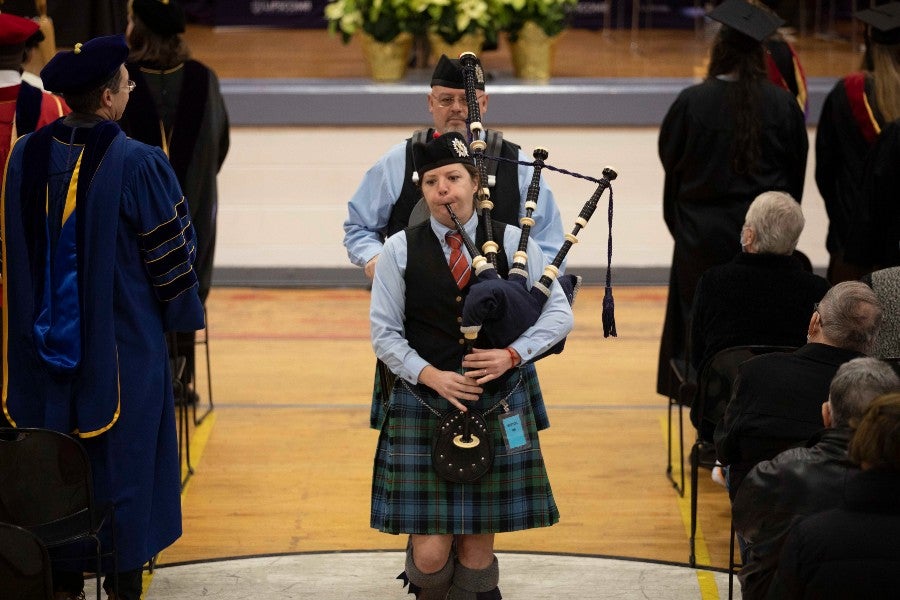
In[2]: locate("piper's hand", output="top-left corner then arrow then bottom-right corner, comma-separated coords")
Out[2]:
418,365 -> 483,412
463,348 -> 512,384
364,255 -> 380,280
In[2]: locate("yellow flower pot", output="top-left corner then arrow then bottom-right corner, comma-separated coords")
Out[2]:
509,21 -> 559,82
360,32 -> 414,82
427,30 -> 485,64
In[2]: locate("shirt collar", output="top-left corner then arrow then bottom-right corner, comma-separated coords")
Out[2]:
430,210 -> 478,242
0,70 -> 23,87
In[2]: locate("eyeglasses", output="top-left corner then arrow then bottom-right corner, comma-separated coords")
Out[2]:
121,80 -> 136,93
431,93 -> 484,109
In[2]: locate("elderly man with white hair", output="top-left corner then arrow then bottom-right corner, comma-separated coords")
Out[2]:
690,191 -> 830,372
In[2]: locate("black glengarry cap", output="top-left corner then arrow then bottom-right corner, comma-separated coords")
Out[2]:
412,131 -> 474,181
430,54 -> 485,90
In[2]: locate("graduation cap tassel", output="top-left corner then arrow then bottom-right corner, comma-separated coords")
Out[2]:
602,186 -> 617,338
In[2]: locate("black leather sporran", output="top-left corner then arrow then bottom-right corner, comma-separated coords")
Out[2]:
431,408 -> 494,484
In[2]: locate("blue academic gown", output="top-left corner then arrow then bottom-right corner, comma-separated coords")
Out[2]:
1,118 -> 205,571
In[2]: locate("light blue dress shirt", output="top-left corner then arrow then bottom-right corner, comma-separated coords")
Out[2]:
343,140 -> 566,269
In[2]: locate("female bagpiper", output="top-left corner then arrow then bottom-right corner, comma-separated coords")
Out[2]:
369,131 -> 573,599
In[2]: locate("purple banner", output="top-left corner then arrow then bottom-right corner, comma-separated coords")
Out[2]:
211,0 -> 696,30
214,0 -> 329,28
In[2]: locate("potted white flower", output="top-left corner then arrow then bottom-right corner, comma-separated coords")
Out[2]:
325,0 -> 431,80
424,0 -> 500,62
496,0 -> 577,80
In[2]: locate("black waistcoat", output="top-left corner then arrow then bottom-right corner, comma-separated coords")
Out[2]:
404,218 -> 509,371
387,130 -> 521,237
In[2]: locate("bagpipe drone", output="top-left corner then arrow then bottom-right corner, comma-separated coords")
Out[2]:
450,52 -> 619,359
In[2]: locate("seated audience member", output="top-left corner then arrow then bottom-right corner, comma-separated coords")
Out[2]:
716,281 -> 883,498
862,266 -> 900,359
732,358 -> 900,599
690,191 -> 829,372
766,393 -> 900,599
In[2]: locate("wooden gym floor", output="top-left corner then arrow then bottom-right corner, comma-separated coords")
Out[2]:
163,286 -> 730,571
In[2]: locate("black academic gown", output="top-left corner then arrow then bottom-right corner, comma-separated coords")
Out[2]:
656,77 -> 808,397
815,73 -> 887,282
120,60 -> 230,303
848,118 -> 900,270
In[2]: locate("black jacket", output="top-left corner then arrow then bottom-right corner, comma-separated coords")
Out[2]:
732,428 -> 857,600
715,343 -> 863,498
767,469 -> 900,599
690,252 -> 829,370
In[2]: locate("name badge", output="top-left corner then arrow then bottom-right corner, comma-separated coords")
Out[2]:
498,408 -> 531,451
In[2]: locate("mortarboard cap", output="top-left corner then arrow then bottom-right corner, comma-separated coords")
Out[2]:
708,0 -> 785,42
430,54 -> 484,90
855,2 -> 900,45
412,131 -> 475,181
0,13 -> 40,48
40,34 -> 129,95
132,0 -> 187,37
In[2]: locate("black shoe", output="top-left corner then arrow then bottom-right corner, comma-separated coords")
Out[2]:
696,443 -> 718,470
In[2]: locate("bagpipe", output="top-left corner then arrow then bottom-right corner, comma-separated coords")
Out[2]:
429,53 -> 618,484
451,51 -> 619,360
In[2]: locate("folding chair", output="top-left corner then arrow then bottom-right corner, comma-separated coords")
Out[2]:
728,518 -> 742,600
666,357 -> 695,497
192,304 -> 214,426
0,427 -> 117,600
167,333 -> 194,489
0,522 -> 54,600
684,345 -> 797,566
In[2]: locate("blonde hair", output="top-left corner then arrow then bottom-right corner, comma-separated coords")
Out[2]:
870,42 -> 900,123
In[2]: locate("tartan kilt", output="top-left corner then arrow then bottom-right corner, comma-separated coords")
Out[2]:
370,367 -> 559,535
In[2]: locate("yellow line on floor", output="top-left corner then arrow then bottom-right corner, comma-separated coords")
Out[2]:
143,409 -> 217,593
660,415 -> 720,600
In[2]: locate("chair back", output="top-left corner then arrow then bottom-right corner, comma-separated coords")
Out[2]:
690,345 -> 797,441
0,428 -> 95,536
0,522 -> 53,599
884,357 -> 900,378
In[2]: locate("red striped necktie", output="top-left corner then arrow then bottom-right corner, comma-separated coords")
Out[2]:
445,231 -> 471,289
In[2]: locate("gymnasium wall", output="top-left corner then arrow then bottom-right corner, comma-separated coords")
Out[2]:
211,75 -> 838,286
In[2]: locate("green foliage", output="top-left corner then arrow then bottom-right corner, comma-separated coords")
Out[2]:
324,0 -> 575,44
496,0 -> 577,40
325,0 -> 430,43
426,0 -> 499,44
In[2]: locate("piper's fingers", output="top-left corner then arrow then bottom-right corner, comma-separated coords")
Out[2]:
462,354 -> 491,369
475,372 -> 496,385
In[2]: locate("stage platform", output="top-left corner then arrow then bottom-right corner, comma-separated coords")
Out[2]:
186,26 -> 865,127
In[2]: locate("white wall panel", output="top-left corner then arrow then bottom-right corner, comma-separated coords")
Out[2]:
215,126 -> 828,270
